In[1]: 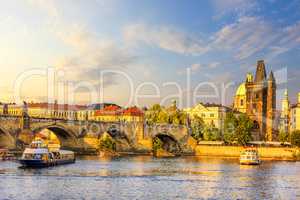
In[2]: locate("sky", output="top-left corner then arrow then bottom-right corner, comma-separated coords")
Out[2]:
0,0 -> 300,109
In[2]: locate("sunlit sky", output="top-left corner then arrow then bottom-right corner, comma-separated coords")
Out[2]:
0,0 -> 300,108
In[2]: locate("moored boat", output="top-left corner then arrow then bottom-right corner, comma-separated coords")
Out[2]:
240,147 -> 261,165
19,140 -> 75,168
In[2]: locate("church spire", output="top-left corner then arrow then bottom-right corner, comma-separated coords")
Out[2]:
268,70 -> 275,82
254,60 -> 267,83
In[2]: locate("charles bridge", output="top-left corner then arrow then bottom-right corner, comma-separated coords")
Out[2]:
0,115 -> 195,154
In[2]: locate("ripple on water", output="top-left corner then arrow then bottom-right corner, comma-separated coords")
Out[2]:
0,156 -> 299,200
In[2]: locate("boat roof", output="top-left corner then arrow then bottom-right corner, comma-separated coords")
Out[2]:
59,150 -> 74,155
24,148 -> 49,154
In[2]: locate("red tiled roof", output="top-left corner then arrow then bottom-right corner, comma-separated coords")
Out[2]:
94,105 -> 122,116
122,106 -> 144,116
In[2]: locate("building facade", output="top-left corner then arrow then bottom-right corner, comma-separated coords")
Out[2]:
93,105 -> 144,122
184,103 -> 229,129
233,60 -> 277,141
280,89 -> 290,133
290,93 -> 300,132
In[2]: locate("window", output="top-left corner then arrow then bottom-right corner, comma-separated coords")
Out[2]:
256,93 -> 259,99
210,113 -> 214,118
240,99 -> 244,106
201,113 -> 205,118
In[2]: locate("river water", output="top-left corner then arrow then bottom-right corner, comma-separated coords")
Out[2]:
0,156 -> 299,200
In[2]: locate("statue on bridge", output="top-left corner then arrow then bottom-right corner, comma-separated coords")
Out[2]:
20,101 -> 30,130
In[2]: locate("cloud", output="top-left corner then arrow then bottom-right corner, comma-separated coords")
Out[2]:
280,21 -> 300,46
123,23 -> 208,55
123,17 -> 300,61
25,0 -> 59,18
212,0 -> 258,18
53,25 -> 136,88
211,16 -> 279,59
177,62 -> 221,75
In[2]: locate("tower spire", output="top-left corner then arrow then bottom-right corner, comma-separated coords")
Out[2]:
254,60 -> 267,83
268,70 -> 275,82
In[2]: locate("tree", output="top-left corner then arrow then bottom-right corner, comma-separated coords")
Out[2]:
235,114 -> 253,146
291,130 -> 300,147
153,137 -> 163,151
223,112 -> 253,145
190,115 -> 205,141
203,124 -> 221,141
223,112 -> 238,144
157,110 -> 169,124
145,104 -> 187,125
279,130 -> 289,144
99,133 -> 116,151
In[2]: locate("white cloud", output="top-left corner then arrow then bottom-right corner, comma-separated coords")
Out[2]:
177,62 -> 221,76
123,17 -> 300,61
212,0 -> 258,18
211,16 -> 279,59
208,62 -> 220,69
54,26 -> 136,87
123,23 -> 208,55
25,0 -> 59,18
190,63 -> 202,72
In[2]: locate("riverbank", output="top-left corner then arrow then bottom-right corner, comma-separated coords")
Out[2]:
195,145 -> 300,161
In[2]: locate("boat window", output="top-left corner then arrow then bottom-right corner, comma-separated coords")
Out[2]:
34,154 -> 42,160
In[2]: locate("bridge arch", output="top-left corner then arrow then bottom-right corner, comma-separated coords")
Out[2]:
152,133 -> 181,154
0,126 -> 15,149
33,124 -> 78,149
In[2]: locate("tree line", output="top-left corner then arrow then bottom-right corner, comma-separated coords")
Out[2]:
145,104 -> 300,147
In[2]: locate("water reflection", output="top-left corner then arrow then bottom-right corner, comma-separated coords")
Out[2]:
0,156 -> 299,200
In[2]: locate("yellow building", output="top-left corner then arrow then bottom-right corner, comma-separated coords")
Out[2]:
119,107 -> 144,122
290,93 -> 300,132
93,105 -> 144,122
233,83 -> 247,113
93,105 -> 122,122
184,103 -> 229,128
233,73 -> 253,113
7,104 -> 22,116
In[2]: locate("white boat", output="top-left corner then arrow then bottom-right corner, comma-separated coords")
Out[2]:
19,140 -> 75,168
240,147 -> 261,165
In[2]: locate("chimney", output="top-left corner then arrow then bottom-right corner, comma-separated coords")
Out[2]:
298,93 -> 300,104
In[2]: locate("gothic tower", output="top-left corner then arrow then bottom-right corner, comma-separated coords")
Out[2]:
235,60 -> 277,141
246,60 -> 268,140
266,71 -> 276,141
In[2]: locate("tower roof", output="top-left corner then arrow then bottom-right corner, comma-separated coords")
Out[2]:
284,89 -> 288,98
236,83 -> 246,96
268,70 -> 275,82
254,60 -> 267,83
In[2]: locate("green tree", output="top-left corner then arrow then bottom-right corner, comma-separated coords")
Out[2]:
153,137 -> 163,151
223,112 -> 238,144
190,115 -> 205,141
223,112 -> 253,145
99,133 -> 116,151
145,104 -> 187,125
235,114 -> 253,146
279,130 -> 289,144
291,130 -> 300,147
157,110 -> 169,123
203,124 -> 221,141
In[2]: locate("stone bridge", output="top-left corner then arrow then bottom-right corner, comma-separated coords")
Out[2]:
0,115 -> 195,154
